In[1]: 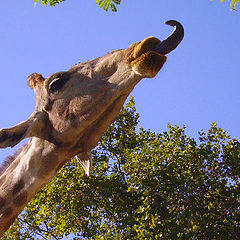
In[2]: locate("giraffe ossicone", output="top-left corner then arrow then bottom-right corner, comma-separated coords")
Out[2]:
0,20 -> 184,236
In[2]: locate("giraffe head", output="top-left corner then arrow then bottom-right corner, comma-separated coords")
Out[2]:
0,20 -> 184,159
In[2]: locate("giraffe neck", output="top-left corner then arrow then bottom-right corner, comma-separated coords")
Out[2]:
0,137 -> 66,236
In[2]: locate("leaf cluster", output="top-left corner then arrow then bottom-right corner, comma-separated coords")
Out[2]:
220,0 -> 240,10
33,0 -> 239,11
3,97 -> 240,239
33,0 -> 65,7
33,0 -> 122,11
95,0 -> 121,12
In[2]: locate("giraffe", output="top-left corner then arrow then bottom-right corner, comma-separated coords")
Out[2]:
0,20 -> 184,236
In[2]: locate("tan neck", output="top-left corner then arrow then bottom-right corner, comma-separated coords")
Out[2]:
0,138 -> 65,236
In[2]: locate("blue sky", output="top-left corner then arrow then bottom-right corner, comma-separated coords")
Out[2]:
0,0 -> 239,165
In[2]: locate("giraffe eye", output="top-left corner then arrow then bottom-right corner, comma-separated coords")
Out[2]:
49,77 -> 68,94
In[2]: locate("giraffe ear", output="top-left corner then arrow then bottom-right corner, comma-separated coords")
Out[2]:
0,112 -> 48,148
0,121 -> 30,148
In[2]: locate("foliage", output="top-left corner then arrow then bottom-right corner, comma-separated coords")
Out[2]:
33,0 -> 122,11
95,0 -> 121,12
221,0 -> 240,10
33,0 -> 65,7
3,97 -> 240,239
33,0 -> 240,11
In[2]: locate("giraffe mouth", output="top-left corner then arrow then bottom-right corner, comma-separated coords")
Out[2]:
128,20 -> 184,61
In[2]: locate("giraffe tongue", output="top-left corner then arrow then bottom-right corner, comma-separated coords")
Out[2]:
153,20 -> 184,55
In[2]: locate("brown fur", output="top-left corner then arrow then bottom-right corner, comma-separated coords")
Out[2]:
12,178 -> 25,195
0,145 -> 26,176
0,197 -> 5,210
131,52 -> 166,78
13,192 -> 27,206
126,36 -> 166,78
27,73 -> 45,89
4,215 -> 17,232
2,207 -> 12,217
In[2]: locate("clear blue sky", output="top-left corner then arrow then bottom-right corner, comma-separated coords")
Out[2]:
0,0 -> 239,164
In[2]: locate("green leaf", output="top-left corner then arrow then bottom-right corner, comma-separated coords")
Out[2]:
96,0 -> 122,12
110,3 -> 117,12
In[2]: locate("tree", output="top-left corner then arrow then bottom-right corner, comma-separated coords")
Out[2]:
33,0 -> 240,11
3,97 -> 240,239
